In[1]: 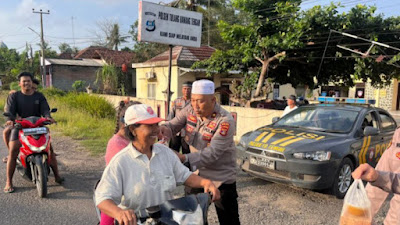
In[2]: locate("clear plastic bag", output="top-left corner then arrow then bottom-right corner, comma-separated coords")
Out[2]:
339,179 -> 372,225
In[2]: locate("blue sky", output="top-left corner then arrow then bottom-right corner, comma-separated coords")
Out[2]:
0,0 -> 398,53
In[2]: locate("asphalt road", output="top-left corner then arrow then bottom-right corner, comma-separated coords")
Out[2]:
0,130 -> 104,225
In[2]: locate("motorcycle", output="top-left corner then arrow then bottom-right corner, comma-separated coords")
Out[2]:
4,108 -> 57,198
93,182 -> 211,225
132,193 -> 210,225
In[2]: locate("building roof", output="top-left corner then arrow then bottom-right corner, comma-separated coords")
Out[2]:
133,46 -> 216,68
74,46 -> 108,59
58,52 -> 74,59
0,41 -> 7,49
44,58 -> 104,67
74,46 -> 135,66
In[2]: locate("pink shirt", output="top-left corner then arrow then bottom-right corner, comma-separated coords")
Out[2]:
366,128 -> 400,225
105,134 -> 130,166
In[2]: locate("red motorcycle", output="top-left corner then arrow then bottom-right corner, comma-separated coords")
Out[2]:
4,109 -> 57,198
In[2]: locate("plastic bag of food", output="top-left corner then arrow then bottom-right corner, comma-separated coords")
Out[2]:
339,179 -> 372,225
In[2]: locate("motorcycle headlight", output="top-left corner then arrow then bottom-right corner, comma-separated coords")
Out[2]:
293,151 -> 331,161
20,134 -> 49,152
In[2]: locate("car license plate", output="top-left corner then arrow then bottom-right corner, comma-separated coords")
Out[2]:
23,127 -> 47,135
249,156 -> 275,170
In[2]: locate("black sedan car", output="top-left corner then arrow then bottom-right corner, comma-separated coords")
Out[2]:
237,103 -> 397,198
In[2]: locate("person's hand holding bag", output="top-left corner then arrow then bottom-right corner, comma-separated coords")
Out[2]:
339,179 -> 372,225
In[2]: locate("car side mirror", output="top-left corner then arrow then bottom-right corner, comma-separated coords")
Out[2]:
364,126 -> 379,136
272,117 -> 280,123
50,108 -> 57,113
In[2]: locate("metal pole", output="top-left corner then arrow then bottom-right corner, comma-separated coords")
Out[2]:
316,30 -> 332,81
71,16 -> 76,48
208,0 -> 210,46
40,13 -> 46,87
33,9 -> 49,88
167,45 -> 173,114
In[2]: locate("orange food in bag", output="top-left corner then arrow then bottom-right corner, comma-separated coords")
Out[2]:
339,180 -> 372,225
339,204 -> 371,225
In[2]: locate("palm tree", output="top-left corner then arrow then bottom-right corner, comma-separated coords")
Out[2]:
107,24 -> 128,51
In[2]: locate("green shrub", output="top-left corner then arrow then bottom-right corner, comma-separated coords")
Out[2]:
0,91 -> 8,112
72,80 -> 87,92
41,87 -> 66,97
9,82 -> 20,91
47,96 -> 114,155
61,93 -> 115,119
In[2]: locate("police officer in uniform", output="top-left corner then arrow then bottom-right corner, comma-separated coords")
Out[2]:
365,127 -> 400,225
161,80 -> 240,225
167,81 -> 192,154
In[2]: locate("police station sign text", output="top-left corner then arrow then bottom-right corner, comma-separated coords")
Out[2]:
138,1 -> 203,48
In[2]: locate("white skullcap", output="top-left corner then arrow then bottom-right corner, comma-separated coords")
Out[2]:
191,79 -> 215,95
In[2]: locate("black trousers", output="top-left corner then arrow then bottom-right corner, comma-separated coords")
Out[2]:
186,182 -> 240,225
169,135 -> 190,154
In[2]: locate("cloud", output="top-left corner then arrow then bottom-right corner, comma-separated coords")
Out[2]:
16,0 -> 51,20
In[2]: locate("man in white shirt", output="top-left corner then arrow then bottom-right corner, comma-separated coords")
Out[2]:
282,95 -> 298,117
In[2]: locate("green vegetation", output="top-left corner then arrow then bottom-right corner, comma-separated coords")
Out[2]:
196,1 -> 400,106
96,64 -> 127,96
9,81 -> 20,91
0,89 -> 116,155
72,80 -> 87,92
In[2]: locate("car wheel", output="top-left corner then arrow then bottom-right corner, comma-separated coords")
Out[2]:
332,157 -> 354,199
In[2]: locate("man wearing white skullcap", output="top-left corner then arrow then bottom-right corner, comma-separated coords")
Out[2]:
161,79 -> 240,225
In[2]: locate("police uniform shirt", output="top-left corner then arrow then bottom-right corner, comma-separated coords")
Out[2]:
167,97 -> 191,136
163,104 -> 237,184
366,127 -> 400,225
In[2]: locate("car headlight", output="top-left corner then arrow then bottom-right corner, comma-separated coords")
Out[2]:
293,151 -> 331,161
236,137 -> 247,152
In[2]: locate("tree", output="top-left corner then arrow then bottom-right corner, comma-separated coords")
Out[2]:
93,19 -> 128,50
96,64 -> 126,95
196,1 -> 400,106
58,43 -> 74,53
107,24 -> 128,51
129,20 -> 168,63
196,0 -> 305,105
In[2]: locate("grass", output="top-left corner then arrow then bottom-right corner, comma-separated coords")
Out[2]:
0,91 -> 8,125
0,89 -> 116,155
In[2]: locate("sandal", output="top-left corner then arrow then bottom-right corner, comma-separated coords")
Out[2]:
4,186 -> 14,193
55,177 -> 65,184
2,157 -> 7,163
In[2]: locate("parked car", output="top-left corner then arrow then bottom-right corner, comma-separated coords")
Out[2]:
237,103 -> 397,198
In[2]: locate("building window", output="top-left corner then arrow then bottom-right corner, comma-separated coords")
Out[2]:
148,83 -> 156,99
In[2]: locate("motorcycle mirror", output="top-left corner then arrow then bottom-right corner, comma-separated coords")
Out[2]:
50,108 -> 57,113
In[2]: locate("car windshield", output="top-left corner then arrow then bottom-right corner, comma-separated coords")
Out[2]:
275,107 -> 359,133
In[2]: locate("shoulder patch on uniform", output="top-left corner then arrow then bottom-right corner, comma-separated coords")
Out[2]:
207,121 -> 217,130
202,132 -> 213,141
396,152 -> 400,160
188,114 -> 197,123
219,122 -> 230,136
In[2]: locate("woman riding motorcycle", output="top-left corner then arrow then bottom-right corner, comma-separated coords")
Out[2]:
95,104 -> 220,225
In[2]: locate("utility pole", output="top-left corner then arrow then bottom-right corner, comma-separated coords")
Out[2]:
208,0 -> 210,46
71,16 -> 76,48
32,8 -> 50,88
